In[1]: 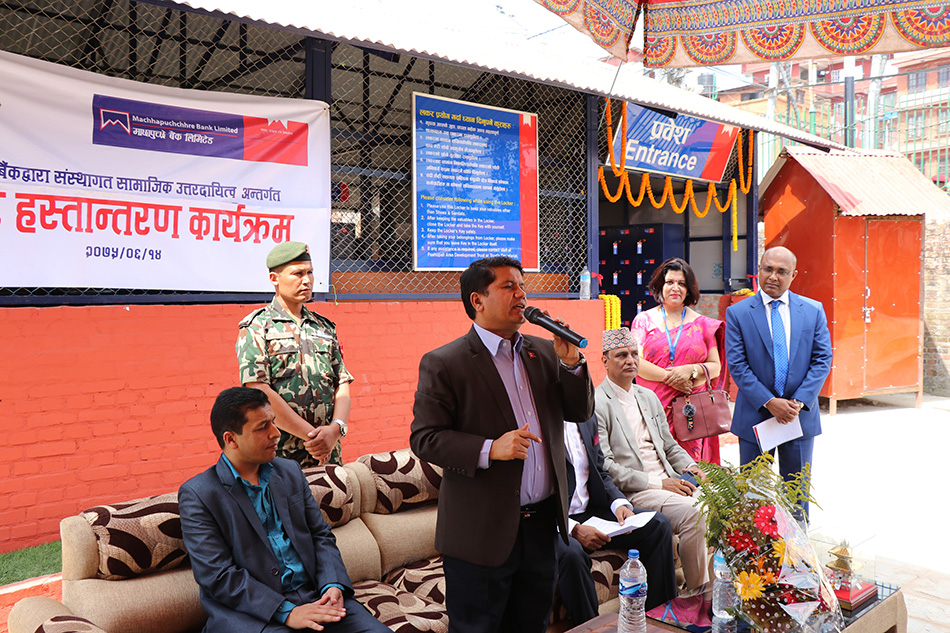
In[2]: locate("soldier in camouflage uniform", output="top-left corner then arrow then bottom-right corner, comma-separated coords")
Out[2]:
237,241 -> 354,467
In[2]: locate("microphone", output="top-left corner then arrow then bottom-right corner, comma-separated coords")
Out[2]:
524,306 -> 588,349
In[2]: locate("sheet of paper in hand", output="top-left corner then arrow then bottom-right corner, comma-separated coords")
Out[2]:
581,511 -> 656,537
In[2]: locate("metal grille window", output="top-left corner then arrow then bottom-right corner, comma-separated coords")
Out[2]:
939,109 -> 950,136
908,71 -> 928,93
0,1 -> 590,304
907,111 -> 927,140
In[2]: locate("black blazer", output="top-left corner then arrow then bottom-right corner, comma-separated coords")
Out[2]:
179,456 -> 351,633
410,327 -> 594,567
566,415 -> 628,518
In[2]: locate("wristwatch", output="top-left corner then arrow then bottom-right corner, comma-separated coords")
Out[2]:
561,354 -> 587,371
690,364 -> 699,379
331,418 -> 348,438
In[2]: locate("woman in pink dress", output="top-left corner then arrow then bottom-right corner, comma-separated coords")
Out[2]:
631,258 -> 726,464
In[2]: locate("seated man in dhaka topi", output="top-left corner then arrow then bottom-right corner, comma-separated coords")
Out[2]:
237,241 -> 354,467
595,327 -> 714,610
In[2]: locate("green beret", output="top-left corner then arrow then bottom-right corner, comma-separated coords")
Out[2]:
266,241 -> 311,269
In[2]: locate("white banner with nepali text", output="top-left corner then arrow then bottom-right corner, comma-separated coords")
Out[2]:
0,50 -> 330,292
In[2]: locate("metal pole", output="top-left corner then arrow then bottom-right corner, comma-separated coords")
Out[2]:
845,76 -> 855,147
586,95 -> 601,298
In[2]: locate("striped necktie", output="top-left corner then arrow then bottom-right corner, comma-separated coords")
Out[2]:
771,300 -> 788,396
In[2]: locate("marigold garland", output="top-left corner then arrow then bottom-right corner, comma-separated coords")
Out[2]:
737,128 -> 755,195
599,99 -> 754,252
600,294 -> 621,330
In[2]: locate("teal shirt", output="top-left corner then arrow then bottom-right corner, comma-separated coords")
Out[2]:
221,455 -> 343,622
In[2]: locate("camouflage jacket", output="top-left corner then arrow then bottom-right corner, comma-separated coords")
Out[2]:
237,299 -> 353,467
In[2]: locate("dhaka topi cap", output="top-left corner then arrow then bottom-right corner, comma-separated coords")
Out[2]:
602,327 -> 634,353
267,241 -> 311,269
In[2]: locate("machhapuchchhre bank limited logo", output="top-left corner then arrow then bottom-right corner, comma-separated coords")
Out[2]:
93,94 -> 309,166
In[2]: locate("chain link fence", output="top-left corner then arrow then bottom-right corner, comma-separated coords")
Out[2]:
0,0 -> 589,304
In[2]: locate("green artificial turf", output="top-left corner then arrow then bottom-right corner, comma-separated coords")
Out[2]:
0,541 -> 62,586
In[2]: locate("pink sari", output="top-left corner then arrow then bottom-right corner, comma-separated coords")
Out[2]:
631,311 -> 726,464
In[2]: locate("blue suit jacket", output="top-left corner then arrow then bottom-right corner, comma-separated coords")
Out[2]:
179,456 -> 352,633
725,291 -> 832,443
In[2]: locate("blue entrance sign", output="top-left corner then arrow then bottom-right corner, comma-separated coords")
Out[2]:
611,102 -> 738,182
412,93 -> 538,271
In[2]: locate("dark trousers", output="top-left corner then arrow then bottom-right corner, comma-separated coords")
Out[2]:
739,436 -> 815,521
555,508 -> 677,626
442,497 -> 558,633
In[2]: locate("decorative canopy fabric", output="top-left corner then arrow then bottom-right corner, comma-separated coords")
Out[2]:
536,0 -> 950,67
532,0 -> 639,61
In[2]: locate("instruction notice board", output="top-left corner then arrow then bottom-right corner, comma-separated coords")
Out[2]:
412,93 -> 538,271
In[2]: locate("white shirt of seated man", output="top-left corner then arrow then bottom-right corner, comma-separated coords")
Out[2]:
563,421 -> 634,551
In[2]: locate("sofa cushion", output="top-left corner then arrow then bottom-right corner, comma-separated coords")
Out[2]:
590,548 -> 626,602
62,567 -> 204,633
360,506 -> 438,578
33,615 -> 108,633
80,492 -> 186,580
353,580 -> 447,633
383,555 -> 445,605
302,464 -> 355,527
357,450 -> 442,514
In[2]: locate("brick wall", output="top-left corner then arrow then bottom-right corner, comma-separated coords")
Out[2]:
924,218 -> 950,396
0,298 -> 606,553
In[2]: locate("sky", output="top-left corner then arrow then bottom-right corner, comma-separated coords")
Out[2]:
453,1 -> 754,92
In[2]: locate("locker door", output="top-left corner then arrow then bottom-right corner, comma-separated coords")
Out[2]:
863,218 -> 922,392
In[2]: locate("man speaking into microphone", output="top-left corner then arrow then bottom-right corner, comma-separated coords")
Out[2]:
410,256 -> 594,633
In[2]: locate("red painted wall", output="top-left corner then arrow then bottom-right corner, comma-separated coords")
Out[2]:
0,298 -> 606,553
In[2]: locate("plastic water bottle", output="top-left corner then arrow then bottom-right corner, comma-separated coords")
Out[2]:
712,549 -> 738,633
619,549 -> 647,633
579,266 -> 591,300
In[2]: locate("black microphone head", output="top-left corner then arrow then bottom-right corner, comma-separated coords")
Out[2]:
524,306 -> 543,322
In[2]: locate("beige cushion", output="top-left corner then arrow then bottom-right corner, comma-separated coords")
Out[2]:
302,464 -> 355,527
8,597 -> 74,633
590,548 -> 626,602
384,556 -> 445,605
361,506 -> 438,577
344,460 -> 376,516
357,450 -> 442,514
62,567 -> 203,633
80,493 -> 186,580
33,615 -> 109,633
353,580 -> 447,633
333,517 -> 382,583
61,516 -> 99,581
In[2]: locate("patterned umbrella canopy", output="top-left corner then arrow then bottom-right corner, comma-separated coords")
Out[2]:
534,0 -> 950,67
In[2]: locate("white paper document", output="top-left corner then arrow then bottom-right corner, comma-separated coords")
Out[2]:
753,415 -> 804,452
582,511 -> 656,537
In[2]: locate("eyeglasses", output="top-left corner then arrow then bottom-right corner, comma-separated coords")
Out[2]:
760,266 -> 793,278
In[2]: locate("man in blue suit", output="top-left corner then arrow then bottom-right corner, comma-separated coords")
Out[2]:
179,387 -> 388,633
726,247 -> 832,518
554,415 -> 677,625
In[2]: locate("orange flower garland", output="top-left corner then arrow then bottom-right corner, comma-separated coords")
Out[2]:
598,98 -> 754,252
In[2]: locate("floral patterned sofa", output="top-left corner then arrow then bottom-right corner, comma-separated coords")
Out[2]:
8,449 -> 626,633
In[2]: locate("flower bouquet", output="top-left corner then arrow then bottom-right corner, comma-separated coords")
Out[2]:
696,456 -> 844,633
